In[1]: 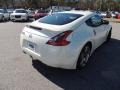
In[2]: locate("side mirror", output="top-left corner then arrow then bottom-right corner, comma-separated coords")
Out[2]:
102,20 -> 109,25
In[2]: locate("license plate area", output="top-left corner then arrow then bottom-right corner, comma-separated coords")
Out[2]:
28,41 -> 36,51
15,15 -> 21,18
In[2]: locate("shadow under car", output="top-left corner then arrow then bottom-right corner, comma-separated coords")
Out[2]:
32,38 -> 120,90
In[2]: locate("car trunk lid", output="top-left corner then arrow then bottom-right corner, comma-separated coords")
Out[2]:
24,21 -> 71,39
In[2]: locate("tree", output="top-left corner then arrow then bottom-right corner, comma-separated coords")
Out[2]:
0,0 -> 120,12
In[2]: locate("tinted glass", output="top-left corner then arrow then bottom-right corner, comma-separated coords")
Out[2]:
15,10 -> 27,13
91,15 -> 102,26
86,15 -> 102,27
0,10 -> 4,13
4,10 -> 8,13
39,13 -> 83,25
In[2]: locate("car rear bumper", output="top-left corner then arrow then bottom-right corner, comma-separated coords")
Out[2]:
20,32 -> 77,69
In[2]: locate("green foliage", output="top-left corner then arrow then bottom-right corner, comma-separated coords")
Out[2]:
0,0 -> 120,11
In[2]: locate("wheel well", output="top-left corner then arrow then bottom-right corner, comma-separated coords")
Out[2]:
107,28 -> 112,37
76,41 -> 92,69
108,27 -> 112,33
85,41 -> 92,50
79,41 -> 92,57
110,27 -> 112,30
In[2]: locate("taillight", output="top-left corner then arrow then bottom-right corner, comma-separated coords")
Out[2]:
46,30 -> 73,46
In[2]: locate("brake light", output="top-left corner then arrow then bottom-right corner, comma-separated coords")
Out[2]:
46,30 -> 73,46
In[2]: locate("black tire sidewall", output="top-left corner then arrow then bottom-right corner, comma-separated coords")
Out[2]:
106,29 -> 112,42
76,44 -> 91,69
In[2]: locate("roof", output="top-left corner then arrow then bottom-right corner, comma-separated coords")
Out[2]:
15,9 -> 25,10
60,10 -> 94,16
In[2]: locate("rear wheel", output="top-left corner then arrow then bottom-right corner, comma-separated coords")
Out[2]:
76,44 -> 91,69
1,16 -> 4,21
11,19 -> 15,22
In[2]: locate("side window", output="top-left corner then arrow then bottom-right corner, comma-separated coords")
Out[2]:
86,15 -> 102,27
4,9 -> 8,13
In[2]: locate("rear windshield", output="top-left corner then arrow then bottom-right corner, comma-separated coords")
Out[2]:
39,13 -> 83,25
15,10 -> 27,13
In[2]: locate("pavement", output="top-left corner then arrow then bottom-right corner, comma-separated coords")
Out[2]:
0,22 -> 120,90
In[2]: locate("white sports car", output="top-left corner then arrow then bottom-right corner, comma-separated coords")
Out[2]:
10,9 -> 28,21
20,11 -> 112,69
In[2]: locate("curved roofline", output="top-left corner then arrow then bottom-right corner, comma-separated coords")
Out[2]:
60,10 -> 95,16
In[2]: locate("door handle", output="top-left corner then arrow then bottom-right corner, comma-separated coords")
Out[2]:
93,29 -> 96,36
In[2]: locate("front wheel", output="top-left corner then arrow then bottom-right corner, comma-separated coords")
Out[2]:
76,44 -> 91,69
106,29 -> 112,42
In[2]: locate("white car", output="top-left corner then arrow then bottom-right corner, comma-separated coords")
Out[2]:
48,9 -> 62,15
0,9 -> 9,21
20,11 -> 112,69
100,12 -> 106,18
10,9 -> 28,21
111,13 -> 116,18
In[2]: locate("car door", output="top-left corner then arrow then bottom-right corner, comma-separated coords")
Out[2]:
86,15 -> 107,48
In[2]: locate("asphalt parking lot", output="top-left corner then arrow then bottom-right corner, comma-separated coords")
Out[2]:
0,21 -> 120,90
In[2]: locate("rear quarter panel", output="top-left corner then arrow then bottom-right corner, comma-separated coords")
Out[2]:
68,23 -> 95,66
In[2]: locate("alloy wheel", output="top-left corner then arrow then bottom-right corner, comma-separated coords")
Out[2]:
77,44 -> 91,69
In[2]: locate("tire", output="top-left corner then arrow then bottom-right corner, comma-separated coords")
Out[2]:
11,19 -> 15,22
76,43 -> 91,69
1,16 -> 4,21
106,29 -> 112,42
25,17 -> 29,22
